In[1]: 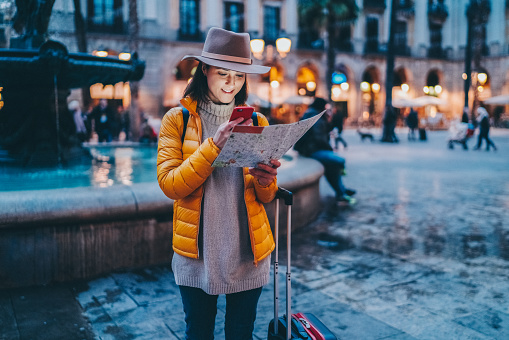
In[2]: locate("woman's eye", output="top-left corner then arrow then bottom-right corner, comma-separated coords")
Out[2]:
236,74 -> 244,78
218,72 -> 227,76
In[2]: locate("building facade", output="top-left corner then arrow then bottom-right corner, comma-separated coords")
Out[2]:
47,0 -> 509,126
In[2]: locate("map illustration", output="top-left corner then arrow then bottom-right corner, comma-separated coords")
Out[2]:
212,110 -> 325,167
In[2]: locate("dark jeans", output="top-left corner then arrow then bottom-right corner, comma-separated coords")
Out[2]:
310,150 -> 346,199
98,128 -> 112,143
179,285 -> 263,340
476,133 -> 496,150
334,134 -> 348,148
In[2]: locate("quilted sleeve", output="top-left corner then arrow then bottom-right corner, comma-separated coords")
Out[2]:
157,108 -> 220,200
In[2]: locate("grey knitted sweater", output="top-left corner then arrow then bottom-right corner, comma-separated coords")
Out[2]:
171,99 -> 270,295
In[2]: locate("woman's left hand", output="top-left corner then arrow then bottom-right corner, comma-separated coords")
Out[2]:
248,159 -> 281,186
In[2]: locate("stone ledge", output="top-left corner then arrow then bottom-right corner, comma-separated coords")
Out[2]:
0,155 -> 323,228
0,155 -> 323,287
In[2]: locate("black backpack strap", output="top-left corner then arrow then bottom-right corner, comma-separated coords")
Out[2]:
181,107 -> 189,144
252,112 -> 258,126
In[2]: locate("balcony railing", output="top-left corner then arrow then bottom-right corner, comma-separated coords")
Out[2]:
428,2 -> 448,25
396,0 -> 415,19
364,37 -> 379,54
87,20 -> 126,34
428,46 -> 445,59
337,40 -> 354,53
364,0 -> 386,12
178,29 -> 203,42
298,29 -> 323,50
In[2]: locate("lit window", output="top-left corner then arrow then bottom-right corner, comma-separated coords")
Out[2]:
264,5 -> 280,45
179,0 -> 201,40
224,2 -> 244,32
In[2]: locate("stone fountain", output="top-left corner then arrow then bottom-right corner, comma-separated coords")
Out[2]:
0,40 -> 145,167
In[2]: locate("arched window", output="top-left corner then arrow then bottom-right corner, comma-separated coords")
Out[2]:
424,69 -> 442,96
331,64 -> 351,102
360,66 -> 381,125
174,59 -> 199,81
393,67 -> 411,95
261,61 -> 284,89
296,65 -> 317,97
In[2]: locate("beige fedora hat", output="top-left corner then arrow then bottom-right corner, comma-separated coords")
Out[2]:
182,27 -> 270,74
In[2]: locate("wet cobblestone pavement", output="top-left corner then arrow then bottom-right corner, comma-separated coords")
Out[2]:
288,128 -> 509,339
1,129 -> 508,339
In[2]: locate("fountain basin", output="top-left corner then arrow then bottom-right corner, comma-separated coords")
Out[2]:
0,153 -> 324,288
0,40 -> 145,167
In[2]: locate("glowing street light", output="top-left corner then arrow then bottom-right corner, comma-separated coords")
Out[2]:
93,46 -> 108,57
306,81 -> 316,92
275,37 -> 292,58
250,34 -> 291,115
477,72 -> 487,85
360,82 -> 370,92
119,52 -> 131,61
250,39 -> 265,59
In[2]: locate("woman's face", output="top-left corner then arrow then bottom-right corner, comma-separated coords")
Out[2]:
203,66 -> 246,104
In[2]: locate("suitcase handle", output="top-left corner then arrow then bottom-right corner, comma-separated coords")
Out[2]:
273,187 -> 293,339
276,187 -> 293,205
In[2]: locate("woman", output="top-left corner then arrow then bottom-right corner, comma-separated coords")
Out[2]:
474,107 -> 497,151
157,27 -> 280,339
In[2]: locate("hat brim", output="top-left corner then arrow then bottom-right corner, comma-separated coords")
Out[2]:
182,55 -> 270,74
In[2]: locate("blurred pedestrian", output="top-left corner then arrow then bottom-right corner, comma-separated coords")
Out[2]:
68,100 -> 88,142
156,27 -> 278,339
116,105 -> 130,141
474,107 -> 497,151
330,105 -> 348,149
294,97 -> 356,205
406,107 -> 418,141
90,99 -> 115,142
139,114 -> 157,143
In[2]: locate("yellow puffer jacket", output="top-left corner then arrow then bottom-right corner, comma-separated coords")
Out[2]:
157,97 -> 277,265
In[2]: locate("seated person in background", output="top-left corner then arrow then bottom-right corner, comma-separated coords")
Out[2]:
139,114 -> 158,143
294,97 -> 356,206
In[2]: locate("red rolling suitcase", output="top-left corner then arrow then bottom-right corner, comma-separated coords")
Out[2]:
267,188 -> 337,340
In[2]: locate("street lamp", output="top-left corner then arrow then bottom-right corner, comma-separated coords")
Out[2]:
250,34 -> 291,115
464,0 -> 491,119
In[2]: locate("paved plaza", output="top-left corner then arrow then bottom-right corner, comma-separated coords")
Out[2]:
1,128 -> 509,340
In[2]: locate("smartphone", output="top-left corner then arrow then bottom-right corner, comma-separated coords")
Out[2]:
229,106 -> 254,123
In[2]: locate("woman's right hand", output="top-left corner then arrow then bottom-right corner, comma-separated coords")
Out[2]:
213,117 -> 252,149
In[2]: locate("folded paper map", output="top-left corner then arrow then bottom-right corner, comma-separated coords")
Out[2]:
212,110 -> 325,167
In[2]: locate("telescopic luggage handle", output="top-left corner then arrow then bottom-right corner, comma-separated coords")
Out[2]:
273,187 -> 293,339
276,187 -> 293,206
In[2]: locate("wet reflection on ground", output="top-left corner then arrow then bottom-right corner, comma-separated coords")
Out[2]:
284,129 -> 509,339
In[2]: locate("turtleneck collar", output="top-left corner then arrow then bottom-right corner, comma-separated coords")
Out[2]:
197,99 -> 236,126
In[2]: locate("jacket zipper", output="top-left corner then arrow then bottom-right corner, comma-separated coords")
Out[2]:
186,106 -> 203,259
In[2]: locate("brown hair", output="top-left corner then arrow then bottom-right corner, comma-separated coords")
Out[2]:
183,62 -> 248,106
